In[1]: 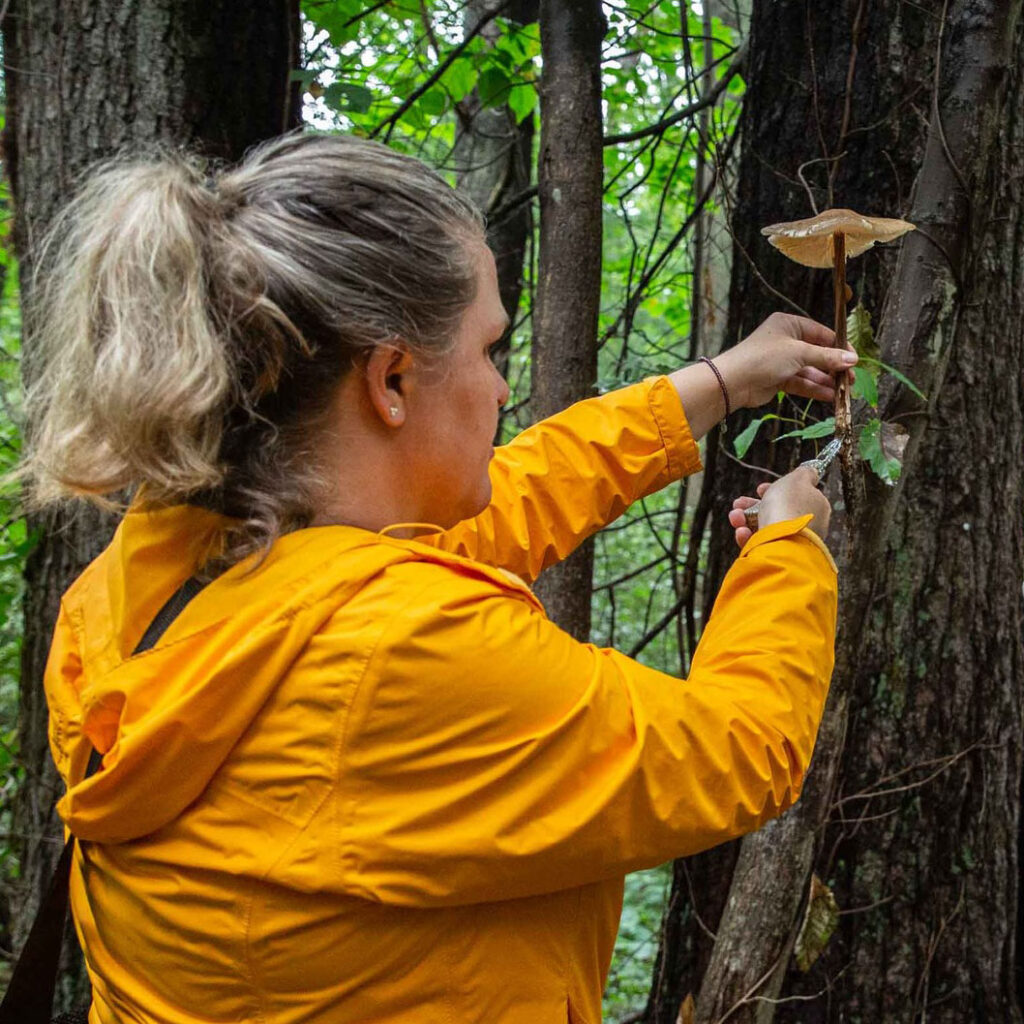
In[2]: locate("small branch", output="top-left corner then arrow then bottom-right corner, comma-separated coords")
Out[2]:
370,1 -> 511,143
795,153 -> 845,216
487,184 -> 538,223
721,447 -> 783,479
600,125 -> 739,348
603,41 -> 747,146
826,0 -> 867,205
832,742 -> 989,810
593,553 -> 671,592
833,231 -> 858,517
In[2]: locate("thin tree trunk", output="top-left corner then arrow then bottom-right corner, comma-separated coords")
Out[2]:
3,0 -> 295,1004
453,0 -> 538,377
531,0 -> 604,640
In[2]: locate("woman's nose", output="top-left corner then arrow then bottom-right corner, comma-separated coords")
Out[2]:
496,368 -> 510,406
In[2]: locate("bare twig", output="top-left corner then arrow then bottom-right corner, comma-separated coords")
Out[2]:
603,42 -> 747,145
832,742 -> 991,810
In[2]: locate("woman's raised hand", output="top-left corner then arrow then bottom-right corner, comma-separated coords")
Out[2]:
715,312 -> 857,409
728,466 -> 832,548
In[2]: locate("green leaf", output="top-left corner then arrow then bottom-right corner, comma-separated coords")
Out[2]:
478,67 -> 511,108
325,82 -> 373,114
861,357 -> 927,401
733,416 -> 773,458
507,83 -> 538,124
500,24 -> 541,63
858,418 -> 903,484
733,418 -> 762,459
303,0 -> 364,45
417,88 -> 448,117
398,101 -> 429,130
443,58 -> 477,103
776,417 -> 836,441
847,302 -> 880,362
488,47 -> 515,71
851,365 -> 878,408
387,0 -> 421,23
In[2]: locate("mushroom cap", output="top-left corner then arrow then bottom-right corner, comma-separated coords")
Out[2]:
761,208 -> 916,268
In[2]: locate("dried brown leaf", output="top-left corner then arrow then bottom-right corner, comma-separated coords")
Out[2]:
676,993 -> 696,1024
793,874 -> 839,972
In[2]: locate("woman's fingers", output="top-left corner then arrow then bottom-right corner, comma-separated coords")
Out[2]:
799,339 -> 858,375
798,363 -> 857,386
797,366 -> 834,387
785,313 -> 836,349
782,374 -> 835,403
730,481 -> 775,546
727,506 -> 754,548
731,495 -> 758,510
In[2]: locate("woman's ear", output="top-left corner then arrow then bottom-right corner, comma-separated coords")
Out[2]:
365,344 -> 414,427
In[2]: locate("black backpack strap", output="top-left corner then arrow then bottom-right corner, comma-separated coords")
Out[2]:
0,574 -> 207,1024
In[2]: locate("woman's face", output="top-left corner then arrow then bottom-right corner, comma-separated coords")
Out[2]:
404,244 -> 511,528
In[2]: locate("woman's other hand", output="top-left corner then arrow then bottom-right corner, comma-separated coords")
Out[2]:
716,312 -> 857,409
727,466 -> 831,548
669,313 -> 857,441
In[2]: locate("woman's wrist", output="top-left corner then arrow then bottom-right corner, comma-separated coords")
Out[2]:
698,357 -> 732,419
667,363 -> 731,441
708,348 -> 751,410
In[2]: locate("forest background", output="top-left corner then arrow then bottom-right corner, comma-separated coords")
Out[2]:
0,1 -> 1022,1022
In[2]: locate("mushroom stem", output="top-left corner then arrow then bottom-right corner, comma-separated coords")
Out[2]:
832,230 -> 856,511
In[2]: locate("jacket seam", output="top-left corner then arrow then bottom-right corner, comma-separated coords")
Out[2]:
563,886 -> 585,1018
240,877 -> 270,1024
646,377 -> 679,482
646,376 -> 700,484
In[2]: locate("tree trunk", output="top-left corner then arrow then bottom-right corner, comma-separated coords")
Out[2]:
790,4 -> 1024,1017
531,0 -> 603,640
648,1 -> 1024,1020
3,0 -> 296,1003
453,0 -> 538,377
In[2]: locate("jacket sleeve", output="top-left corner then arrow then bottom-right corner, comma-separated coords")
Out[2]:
427,376 -> 703,581
338,518 -> 837,908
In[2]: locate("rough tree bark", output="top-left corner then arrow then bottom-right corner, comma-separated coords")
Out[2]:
531,0 -> 604,640
648,1 -> 1024,1020
3,0 -> 297,997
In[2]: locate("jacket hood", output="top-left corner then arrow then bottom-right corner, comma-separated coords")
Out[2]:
50,505 -> 431,844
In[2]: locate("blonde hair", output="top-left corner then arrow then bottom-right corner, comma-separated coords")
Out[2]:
20,133 -> 483,563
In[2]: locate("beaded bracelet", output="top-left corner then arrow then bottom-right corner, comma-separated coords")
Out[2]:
699,356 -> 731,419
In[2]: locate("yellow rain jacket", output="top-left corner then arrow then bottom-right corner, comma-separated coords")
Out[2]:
45,376 -> 837,1024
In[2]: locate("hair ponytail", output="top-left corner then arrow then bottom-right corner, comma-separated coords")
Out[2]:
22,155 -> 236,506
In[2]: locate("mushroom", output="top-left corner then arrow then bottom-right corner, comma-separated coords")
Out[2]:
761,209 -> 915,269
761,208 -> 915,506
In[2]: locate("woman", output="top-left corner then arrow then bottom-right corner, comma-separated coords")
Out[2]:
26,133 -> 851,1023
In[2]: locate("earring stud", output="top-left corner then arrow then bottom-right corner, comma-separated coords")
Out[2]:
389,406 -> 399,418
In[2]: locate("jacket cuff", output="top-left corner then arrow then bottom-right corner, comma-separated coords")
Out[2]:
741,515 -> 838,574
645,375 -> 703,481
